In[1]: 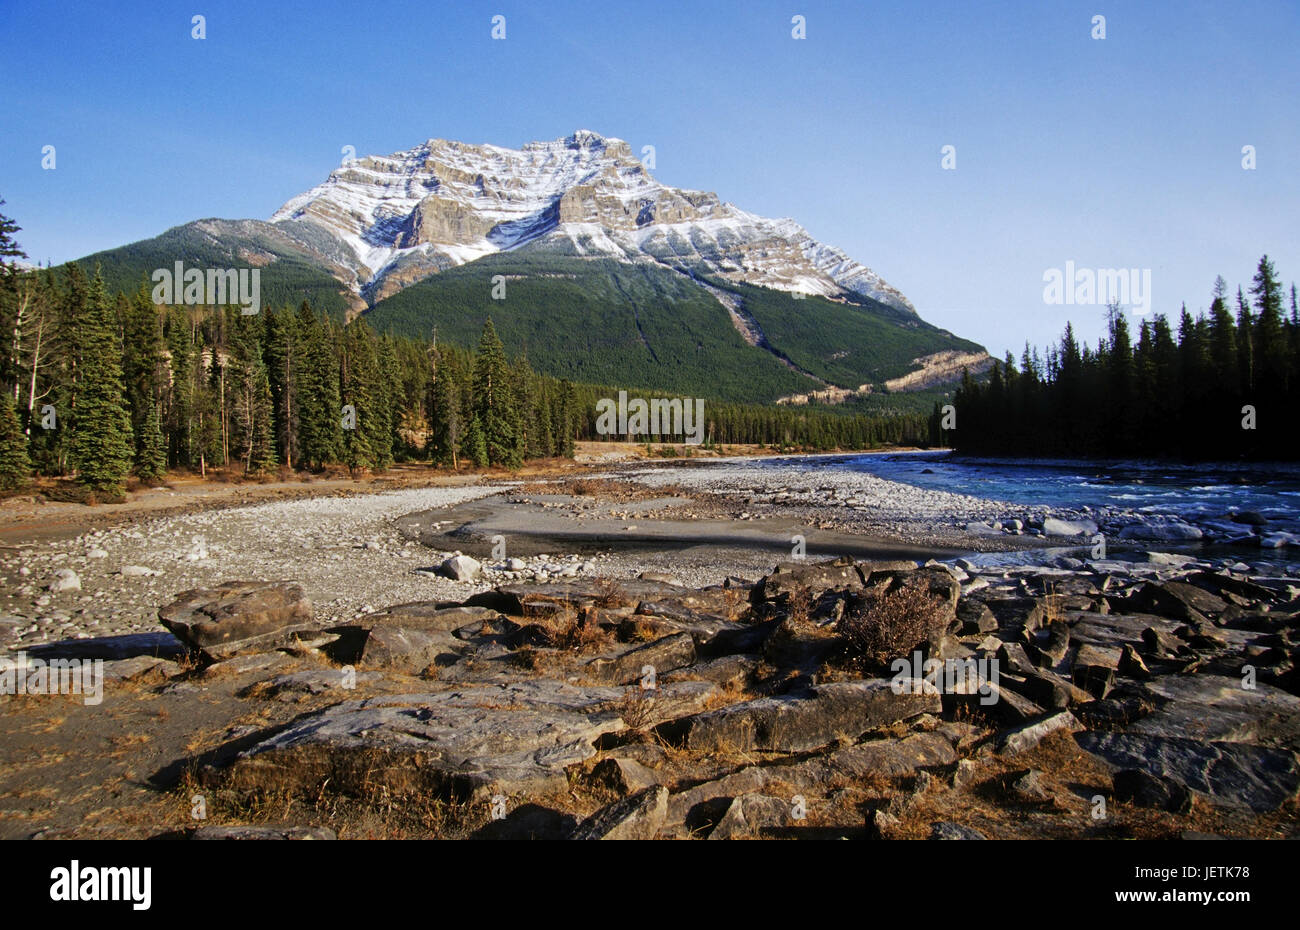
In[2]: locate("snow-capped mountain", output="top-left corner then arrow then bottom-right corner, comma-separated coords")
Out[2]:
267,130 -> 916,312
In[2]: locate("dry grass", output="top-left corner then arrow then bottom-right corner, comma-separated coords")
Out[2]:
538,605 -> 613,653
1042,582 -> 1064,626
722,586 -> 748,621
784,584 -> 813,626
838,582 -> 949,668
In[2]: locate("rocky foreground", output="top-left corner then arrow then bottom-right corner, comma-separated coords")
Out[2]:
11,550 -> 1297,840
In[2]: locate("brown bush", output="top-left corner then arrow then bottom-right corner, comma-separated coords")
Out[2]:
837,581 -> 948,668
592,577 -> 629,609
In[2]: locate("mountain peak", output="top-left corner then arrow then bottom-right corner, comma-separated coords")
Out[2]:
566,128 -> 617,147
268,131 -> 915,314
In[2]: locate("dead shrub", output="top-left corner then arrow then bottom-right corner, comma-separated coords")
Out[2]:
592,577 -> 629,609
616,686 -> 656,732
838,581 -> 948,669
541,605 -> 611,653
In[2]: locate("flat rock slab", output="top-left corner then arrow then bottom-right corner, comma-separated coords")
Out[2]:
468,580 -> 686,616
1076,731 -> 1300,812
582,633 -> 696,685
1127,675 -> 1300,750
23,631 -> 187,662
825,731 -> 958,778
678,679 -> 940,754
213,680 -> 629,800
159,581 -> 316,661
1066,612 -> 1183,650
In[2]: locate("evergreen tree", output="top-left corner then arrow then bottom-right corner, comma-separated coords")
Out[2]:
429,343 -> 463,467
462,416 -> 489,468
229,313 -> 277,474
340,321 -> 380,471
296,303 -> 342,468
1250,254 -> 1288,395
69,270 -> 133,495
472,319 -> 522,467
135,399 -> 167,481
0,391 -> 31,490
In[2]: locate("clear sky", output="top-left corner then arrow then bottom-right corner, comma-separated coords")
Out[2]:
2,0 -> 1297,357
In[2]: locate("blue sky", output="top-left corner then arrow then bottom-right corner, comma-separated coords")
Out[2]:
2,0 -> 1297,357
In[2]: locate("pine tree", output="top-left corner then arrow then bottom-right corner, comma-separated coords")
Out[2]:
429,343 -> 463,467
265,306 -> 301,469
135,400 -> 167,481
0,391 -> 31,490
463,416 -> 489,468
472,319 -> 522,468
69,270 -> 133,496
557,379 -> 577,457
1236,286 -> 1255,393
121,283 -> 167,460
1250,254 -> 1288,394
296,303 -> 342,468
229,313 -> 277,474
340,322 -> 379,471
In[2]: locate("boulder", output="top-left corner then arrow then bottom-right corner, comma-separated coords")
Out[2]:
158,581 -> 316,661
930,821 -> 987,840
824,731 -> 957,777
1042,517 -> 1098,537
326,604 -> 503,671
756,557 -> 865,601
436,555 -> 483,582
1118,522 -> 1204,541
587,757 -> 660,795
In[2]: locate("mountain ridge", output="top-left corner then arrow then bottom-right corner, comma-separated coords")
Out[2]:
66,129 -> 991,405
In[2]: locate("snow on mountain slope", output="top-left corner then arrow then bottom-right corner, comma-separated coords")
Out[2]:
269,130 -> 916,313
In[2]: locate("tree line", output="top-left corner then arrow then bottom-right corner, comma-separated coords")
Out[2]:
938,256 -> 1300,460
0,204 -> 584,494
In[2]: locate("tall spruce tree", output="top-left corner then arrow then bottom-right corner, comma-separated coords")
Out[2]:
135,399 -> 167,481
295,302 -> 342,469
472,318 -> 522,468
69,270 -> 133,495
0,391 -> 31,490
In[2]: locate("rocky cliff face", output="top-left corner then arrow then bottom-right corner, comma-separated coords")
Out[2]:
269,130 -> 916,312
